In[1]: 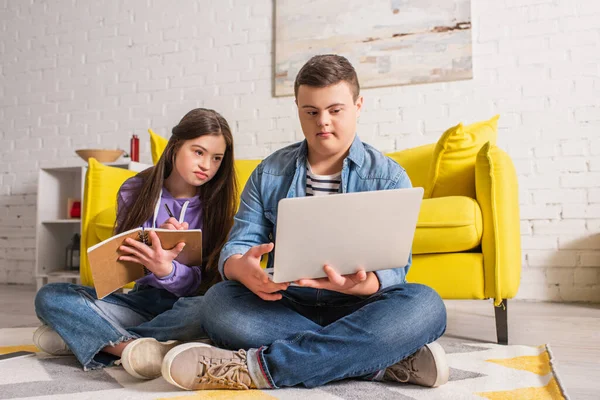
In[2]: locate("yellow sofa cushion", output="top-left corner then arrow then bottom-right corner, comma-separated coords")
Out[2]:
407,253 -> 485,299
425,115 -> 499,199
149,128 -> 168,164
234,159 -> 262,198
81,159 -> 137,287
413,196 -> 482,255
93,206 -> 117,243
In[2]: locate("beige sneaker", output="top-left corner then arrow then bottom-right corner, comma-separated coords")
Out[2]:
161,343 -> 256,390
33,325 -> 72,355
384,341 -> 449,387
121,338 -> 180,380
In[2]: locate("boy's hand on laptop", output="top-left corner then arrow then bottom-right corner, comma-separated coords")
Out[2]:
159,217 -> 189,230
224,243 -> 289,301
295,265 -> 379,296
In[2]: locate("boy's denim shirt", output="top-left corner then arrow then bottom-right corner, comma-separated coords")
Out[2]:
218,135 -> 413,291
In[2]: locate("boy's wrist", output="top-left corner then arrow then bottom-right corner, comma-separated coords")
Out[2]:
223,254 -> 243,280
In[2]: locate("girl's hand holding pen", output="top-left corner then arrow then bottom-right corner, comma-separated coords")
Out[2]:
161,204 -> 189,230
160,217 -> 189,230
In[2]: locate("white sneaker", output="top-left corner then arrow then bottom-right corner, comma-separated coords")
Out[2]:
121,338 -> 180,380
162,342 -> 256,390
33,325 -> 72,355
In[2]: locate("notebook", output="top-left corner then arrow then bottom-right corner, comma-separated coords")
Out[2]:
87,227 -> 202,299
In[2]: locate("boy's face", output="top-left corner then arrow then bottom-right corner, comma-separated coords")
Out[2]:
296,81 -> 363,161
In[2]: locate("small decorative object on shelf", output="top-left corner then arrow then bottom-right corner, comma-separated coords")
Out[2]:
65,233 -> 81,271
75,149 -> 124,163
67,198 -> 81,219
130,134 -> 139,162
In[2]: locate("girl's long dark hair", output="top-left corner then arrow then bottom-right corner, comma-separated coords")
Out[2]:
115,108 -> 238,293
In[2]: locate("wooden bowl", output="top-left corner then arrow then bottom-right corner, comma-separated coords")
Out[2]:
75,149 -> 124,163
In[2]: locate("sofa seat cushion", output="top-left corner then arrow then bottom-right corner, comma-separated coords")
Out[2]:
407,253 -> 485,299
413,196 -> 482,255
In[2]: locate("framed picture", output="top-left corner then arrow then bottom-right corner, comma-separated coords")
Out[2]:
275,0 -> 473,96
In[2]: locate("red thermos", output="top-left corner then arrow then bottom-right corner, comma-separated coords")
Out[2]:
130,134 -> 139,162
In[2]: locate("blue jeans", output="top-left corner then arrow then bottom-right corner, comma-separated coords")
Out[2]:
199,281 -> 447,389
34,283 -> 206,370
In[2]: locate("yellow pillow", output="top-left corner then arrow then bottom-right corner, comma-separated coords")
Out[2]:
148,128 -> 168,164
233,159 -> 262,210
425,115 -> 499,199
234,159 -> 261,191
80,158 -> 137,287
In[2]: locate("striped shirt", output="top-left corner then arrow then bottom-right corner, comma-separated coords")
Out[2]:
306,163 -> 341,196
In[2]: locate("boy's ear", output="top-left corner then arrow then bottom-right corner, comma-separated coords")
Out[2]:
355,95 -> 364,117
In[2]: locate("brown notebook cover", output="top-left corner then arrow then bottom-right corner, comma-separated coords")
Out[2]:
87,227 -> 202,299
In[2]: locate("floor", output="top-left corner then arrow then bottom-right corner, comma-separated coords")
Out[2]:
2,284 -> 599,399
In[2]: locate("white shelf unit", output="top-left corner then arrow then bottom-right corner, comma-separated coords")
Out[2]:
35,161 -> 151,290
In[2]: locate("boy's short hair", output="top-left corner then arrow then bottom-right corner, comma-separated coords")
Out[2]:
294,54 -> 360,101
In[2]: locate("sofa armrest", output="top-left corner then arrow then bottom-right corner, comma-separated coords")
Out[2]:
476,143 -> 522,306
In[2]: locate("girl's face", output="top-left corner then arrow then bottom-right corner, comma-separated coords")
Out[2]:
173,134 -> 227,188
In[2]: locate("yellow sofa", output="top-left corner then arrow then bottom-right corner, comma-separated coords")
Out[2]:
81,123 -> 521,344
389,141 -> 521,345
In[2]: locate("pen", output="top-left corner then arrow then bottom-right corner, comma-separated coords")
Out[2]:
164,204 -> 175,219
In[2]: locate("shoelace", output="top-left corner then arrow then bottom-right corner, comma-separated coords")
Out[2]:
196,350 -> 252,390
387,353 -> 422,383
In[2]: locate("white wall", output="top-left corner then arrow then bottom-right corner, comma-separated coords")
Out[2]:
1,0 -> 599,301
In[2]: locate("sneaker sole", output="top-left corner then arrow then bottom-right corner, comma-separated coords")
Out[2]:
121,339 -> 179,380
426,341 -> 449,387
161,342 -> 212,390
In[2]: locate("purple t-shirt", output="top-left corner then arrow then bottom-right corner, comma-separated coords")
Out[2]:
117,176 -> 203,297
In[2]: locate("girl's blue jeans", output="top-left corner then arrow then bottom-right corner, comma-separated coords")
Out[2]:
34,282 -> 206,370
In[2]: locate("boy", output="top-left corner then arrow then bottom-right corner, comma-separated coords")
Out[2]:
161,55 -> 448,390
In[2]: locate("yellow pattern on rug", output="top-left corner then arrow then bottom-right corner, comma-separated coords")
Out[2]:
159,390 -> 277,400
486,350 -> 552,375
0,345 -> 40,355
476,377 -> 566,400
0,328 -> 571,400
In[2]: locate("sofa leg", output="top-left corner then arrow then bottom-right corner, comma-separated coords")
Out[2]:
494,299 -> 508,345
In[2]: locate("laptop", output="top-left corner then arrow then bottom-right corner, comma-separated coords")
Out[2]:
270,187 -> 423,283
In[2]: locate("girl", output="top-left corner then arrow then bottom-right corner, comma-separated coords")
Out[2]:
33,108 -> 238,380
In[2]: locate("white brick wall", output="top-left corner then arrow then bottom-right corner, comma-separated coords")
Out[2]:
1,0 -> 599,301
